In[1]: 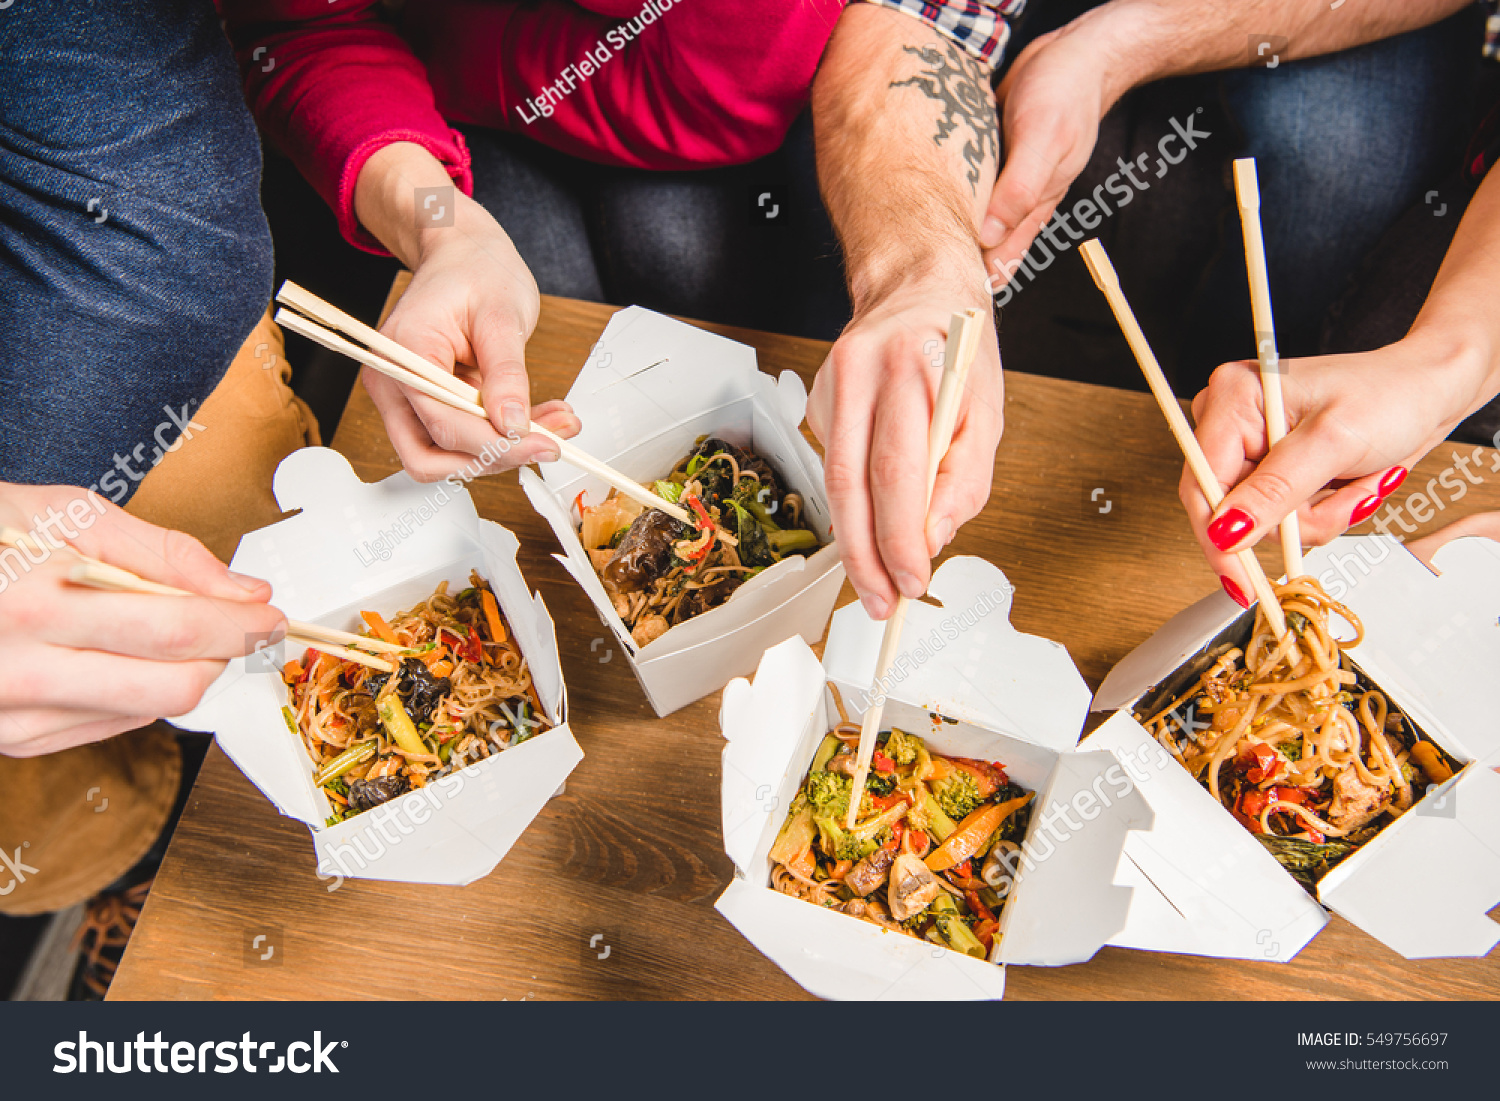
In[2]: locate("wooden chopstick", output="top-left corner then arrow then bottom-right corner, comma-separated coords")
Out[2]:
845,308 -> 985,828
0,527 -> 404,672
1233,159 -> 1303,579
274,282 -> 694,525
1078,240 -> 1289,640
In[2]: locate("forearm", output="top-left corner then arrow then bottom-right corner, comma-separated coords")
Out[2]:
1060,0 -> 1473,110
813,4 -> 997,311
1405,169 -> 1500,425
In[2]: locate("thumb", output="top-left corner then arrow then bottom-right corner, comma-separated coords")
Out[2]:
980,150 -> 1051,251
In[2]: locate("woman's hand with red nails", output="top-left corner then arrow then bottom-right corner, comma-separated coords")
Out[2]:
1181,335 -> 1494,597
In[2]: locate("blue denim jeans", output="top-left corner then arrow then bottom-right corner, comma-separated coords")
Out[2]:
0,0 -> 272,499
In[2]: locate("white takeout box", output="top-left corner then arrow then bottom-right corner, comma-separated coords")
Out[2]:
716,556 -> 1154,1000
521,307 -> 845,716
1085,534 -> 1500,961
174,447 -> 582,886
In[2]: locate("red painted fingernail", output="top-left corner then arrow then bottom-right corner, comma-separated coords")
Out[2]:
1349,495 -> 1381,526
1220,576 -> 1250,609
1207,507 -> 1255,551
1377,466 -> 1407,498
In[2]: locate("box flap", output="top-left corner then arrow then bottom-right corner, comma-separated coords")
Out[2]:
715,879 -> 1008,1001
822,556 -> 1092,753
1316,764 -> 1500,959
1080,713 -> 1328,961
173,448 -> 575,875
998,750 -> 1153,966
720,638 -> 828,876
1303,535 -> 1500,764
1091,588 -> 1243,714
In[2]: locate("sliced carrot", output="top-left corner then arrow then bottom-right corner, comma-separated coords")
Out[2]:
430,659 -> 454,678
282,659 -> 304,684
419,645 -> 448,670
481,589 -> 507,644
361,610 -> 399,645
925,794 -> 1033,872
325,788 -> 349,806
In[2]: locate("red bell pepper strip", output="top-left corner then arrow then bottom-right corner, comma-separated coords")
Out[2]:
685,494 -> 714,530
872,751 -> 895,775
965,889 -> 996,924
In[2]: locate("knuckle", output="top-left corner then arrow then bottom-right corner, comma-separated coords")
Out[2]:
1238,468 -> 1298,514
868,449 -> 910,493
149,615 -> 211,662
161,529 -> 211,578
821,461 -> 863,502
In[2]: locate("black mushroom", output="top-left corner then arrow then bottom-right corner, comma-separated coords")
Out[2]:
365,658 -> 452,725
347,775 -> 410,813
601,509 -> 692,593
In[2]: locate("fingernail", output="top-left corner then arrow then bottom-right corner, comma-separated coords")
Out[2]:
1377,466 -> 1408,498
1349,495 -> 1382,526
1207,507 -> 1255,552
860,591 -> 889,620
1220,576 -> 1250,609
537,448 -> 560,464
502,401 -> 529,434
227,570 -> 264,594
980,216 -> 1007,248
928,517 -> 953,555
894,571 -> 925,600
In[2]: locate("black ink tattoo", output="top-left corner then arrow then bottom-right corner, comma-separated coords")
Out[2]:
889,42 -> 999,195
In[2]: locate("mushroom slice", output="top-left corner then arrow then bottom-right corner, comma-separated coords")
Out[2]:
887,852 -> 941,921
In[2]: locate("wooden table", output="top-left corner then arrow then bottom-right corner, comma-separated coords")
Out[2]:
111,296 -> 1500,1000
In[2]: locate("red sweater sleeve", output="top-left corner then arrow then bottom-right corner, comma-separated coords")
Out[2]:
221,0 -> 846,253
221,0 -> 475,254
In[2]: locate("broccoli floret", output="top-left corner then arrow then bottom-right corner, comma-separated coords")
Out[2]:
813,816 -> 878,862
805,770 -> 852,819
866,772 -> 896,797
933,770 -> 984,820
882,728 -> 920,767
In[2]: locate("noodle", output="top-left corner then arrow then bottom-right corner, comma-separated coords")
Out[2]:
282,571 -> 550,824
1142,576 -> 1455,887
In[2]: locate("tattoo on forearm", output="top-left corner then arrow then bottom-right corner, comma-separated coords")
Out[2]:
889,42 -> 998,195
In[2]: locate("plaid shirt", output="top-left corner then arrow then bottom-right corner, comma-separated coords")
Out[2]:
865,0 -> 1027,67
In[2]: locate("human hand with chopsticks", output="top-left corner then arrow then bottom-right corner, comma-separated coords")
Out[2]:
0,484 -> 287,757
352,142 -> 581,482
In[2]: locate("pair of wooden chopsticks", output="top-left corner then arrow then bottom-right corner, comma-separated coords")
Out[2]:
845,308 -> 986,827
272,281 -> 693,525
0,527 -> 405,673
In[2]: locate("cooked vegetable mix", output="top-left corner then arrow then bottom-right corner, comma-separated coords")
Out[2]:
769,694 -> 1033,960
579,436 -> 821,646
283,572 -> 548,825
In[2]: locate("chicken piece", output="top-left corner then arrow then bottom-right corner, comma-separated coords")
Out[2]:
844,847 -> 895,898
1327,767 -> 1391,832
888,853 -> 941,921
631,615 -> 670,647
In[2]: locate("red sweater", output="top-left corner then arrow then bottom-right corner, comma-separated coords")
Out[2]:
221,0 -> 846,252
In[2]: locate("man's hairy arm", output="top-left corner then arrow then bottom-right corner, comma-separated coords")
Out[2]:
807,3 -> 1004,617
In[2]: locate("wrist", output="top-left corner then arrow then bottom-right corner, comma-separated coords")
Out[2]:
1061,0 -> 1175,112
354,141 -> 456,268
1400,322 -> 1500,429
847,242 -> 990,317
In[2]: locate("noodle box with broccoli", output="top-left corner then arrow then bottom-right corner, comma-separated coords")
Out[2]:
173,447 -> 582,885
521,307 -> 844,717
716,556 -> 1156,1000
1085,534 -> 1500,961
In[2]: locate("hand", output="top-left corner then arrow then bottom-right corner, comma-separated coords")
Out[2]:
354,143 -> 580,483
1181,337 -> 1488,602
808,279 -> 1003,618
980,24 -> 1109,286
0,484 -> 287,757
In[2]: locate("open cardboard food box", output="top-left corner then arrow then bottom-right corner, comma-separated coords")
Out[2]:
1085,534 -> 1500,962
716,556 -> 1155,1000
173,447 -> 582,886
521,307 -> 845,717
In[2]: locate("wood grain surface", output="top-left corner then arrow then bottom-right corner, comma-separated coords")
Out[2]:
109,295 -> 1500,1000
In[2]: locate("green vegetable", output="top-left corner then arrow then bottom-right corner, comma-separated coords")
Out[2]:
281,706 -> 299,738
933,770 -> 984,820
805,769 -> 852,819
767,529 -> 818,555
934,913 -> 987,958
814,817 -> 878,862
919,792 -> 959,841
653,480 -> 684,504
810,734 -> 841,775
1257,835 -> 1359,891
312,741 -> 377,787
883,728 -> 918,767
377,694 -> 429,757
